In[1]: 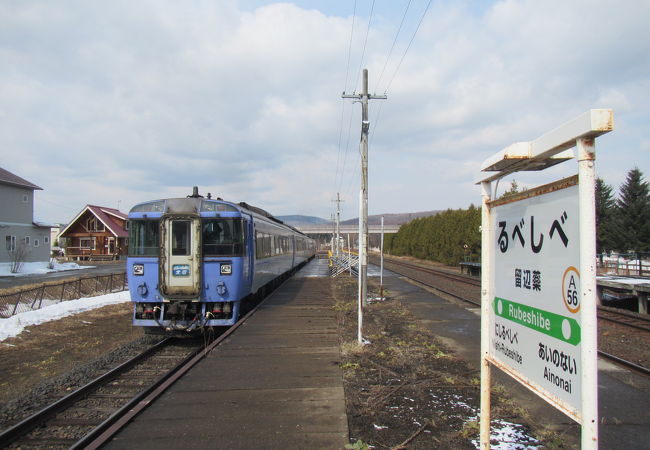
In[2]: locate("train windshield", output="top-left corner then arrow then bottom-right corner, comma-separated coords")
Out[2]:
128,220 -> 159,256
202,218 -> 244,256
171,220 -> 191,255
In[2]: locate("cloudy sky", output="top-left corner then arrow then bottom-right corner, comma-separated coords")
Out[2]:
2,0 -> 648,224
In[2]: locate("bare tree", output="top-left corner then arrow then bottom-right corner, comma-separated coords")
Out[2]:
10,241 -> 29,273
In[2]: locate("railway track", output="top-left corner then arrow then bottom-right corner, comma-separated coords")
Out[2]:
596,305 -> 650,332
0,285 -> 270,449
373,256 -> 480,306
0,337 -> 203,449
375,255 -> 650,377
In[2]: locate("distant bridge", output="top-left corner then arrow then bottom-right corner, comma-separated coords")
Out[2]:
294,224 -> 401,235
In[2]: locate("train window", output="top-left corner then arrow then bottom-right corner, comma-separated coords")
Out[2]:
202,219 -> 244,256
171,221 -> 191,256
201,201 -> 238,213
130,201 -> 165,213
128,220 -> 159,256
255,231 -> 274,259
255,231 -> 264,258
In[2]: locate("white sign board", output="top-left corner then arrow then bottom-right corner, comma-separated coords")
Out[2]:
479,110 -> 612,449
489,179 -> 582,420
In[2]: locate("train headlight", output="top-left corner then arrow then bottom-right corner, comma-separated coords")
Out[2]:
133,264 -> 144,276
220,263 -> 232,275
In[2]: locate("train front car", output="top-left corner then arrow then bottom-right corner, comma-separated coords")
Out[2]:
127,195 -> 250,333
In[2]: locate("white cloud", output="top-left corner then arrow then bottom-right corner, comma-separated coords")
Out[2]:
1,0 -> 648,224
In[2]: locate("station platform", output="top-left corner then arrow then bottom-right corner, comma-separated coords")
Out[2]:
104,258 -> 650,448
597,275 -> 650,314
105,261 -> 347,449
380,273 -> 650,448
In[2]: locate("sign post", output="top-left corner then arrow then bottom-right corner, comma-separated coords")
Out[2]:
478,110 -> 613,449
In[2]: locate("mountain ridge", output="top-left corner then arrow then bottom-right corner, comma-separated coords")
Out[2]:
278,210 -> 441,227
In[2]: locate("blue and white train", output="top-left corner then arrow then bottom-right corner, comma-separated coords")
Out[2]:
127,188 -> 315,333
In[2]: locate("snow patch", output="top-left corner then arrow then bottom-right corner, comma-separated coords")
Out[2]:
0,291 -> 130,342
0,261 -> 94,277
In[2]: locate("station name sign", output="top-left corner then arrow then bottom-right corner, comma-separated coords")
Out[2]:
488,176 -> 582,420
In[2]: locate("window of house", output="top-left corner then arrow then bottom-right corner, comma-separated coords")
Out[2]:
85,216 -> 105,232
80,238 -> 96,250
34,239 -> 39,247
44,236 -> 50,244
5,236 -> 16,252
22,194 -> 28,203
24,236 -> 30,246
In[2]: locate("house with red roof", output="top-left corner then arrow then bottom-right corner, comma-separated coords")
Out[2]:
59,205 -> 128,261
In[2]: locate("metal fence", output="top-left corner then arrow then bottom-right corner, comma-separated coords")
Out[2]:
0,272 -> 128,319
329,253 -> 359,277
597,253 -> 650,277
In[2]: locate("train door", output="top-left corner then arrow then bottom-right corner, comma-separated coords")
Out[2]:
247,218 -> 254,287
160,217 -> 201,297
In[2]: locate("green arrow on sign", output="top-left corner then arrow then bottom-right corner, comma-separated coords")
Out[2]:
494,297 -> 581,346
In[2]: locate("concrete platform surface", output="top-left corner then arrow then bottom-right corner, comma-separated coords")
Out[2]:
381,274 -> 650,449
105,276 -> 347,450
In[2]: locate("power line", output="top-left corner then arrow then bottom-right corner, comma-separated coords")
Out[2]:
369,99 -> 385,146
384,0 -> 432,95
343,153 -> 361,204
338,102 -> 358,193
374,0 -> 413,93
335,0 -> 358,189
343,0 -> 358,93
340,1 -> 376,194
369,0 -> 432,148
334,0 -> 357,186
354,0 -> 376,92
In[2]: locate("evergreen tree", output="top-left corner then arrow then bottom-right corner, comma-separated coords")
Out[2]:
595,178 -> 617,253
500,180 -> 521,198
384,206 -> 480,265
616,168 -> 650,252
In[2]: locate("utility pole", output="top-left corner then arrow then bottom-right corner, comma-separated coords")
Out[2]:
332,193 -> 344,258
330,213 -> 335,254
343,69 -> 386,317
380,215 -> 384,299
347,233 -> 352,276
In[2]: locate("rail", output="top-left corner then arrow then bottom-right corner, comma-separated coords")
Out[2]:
0,272 -> 128,319
79,275 -> 280,449
378,255 -> 650,377
0,337 -> 174,448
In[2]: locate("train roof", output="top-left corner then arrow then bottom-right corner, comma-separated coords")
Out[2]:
129,191 -> 309,238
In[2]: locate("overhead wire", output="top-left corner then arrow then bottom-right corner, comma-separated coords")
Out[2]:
340,0 -> 433,218
338,101 -> 358,195
343,156 -> 361,205
383,0 -> 433,95
374,0 -> 413,94
334,0 -> 357,191
371,0 -> 433,146
338,0 -> 376,212
354,0 -> 376,92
